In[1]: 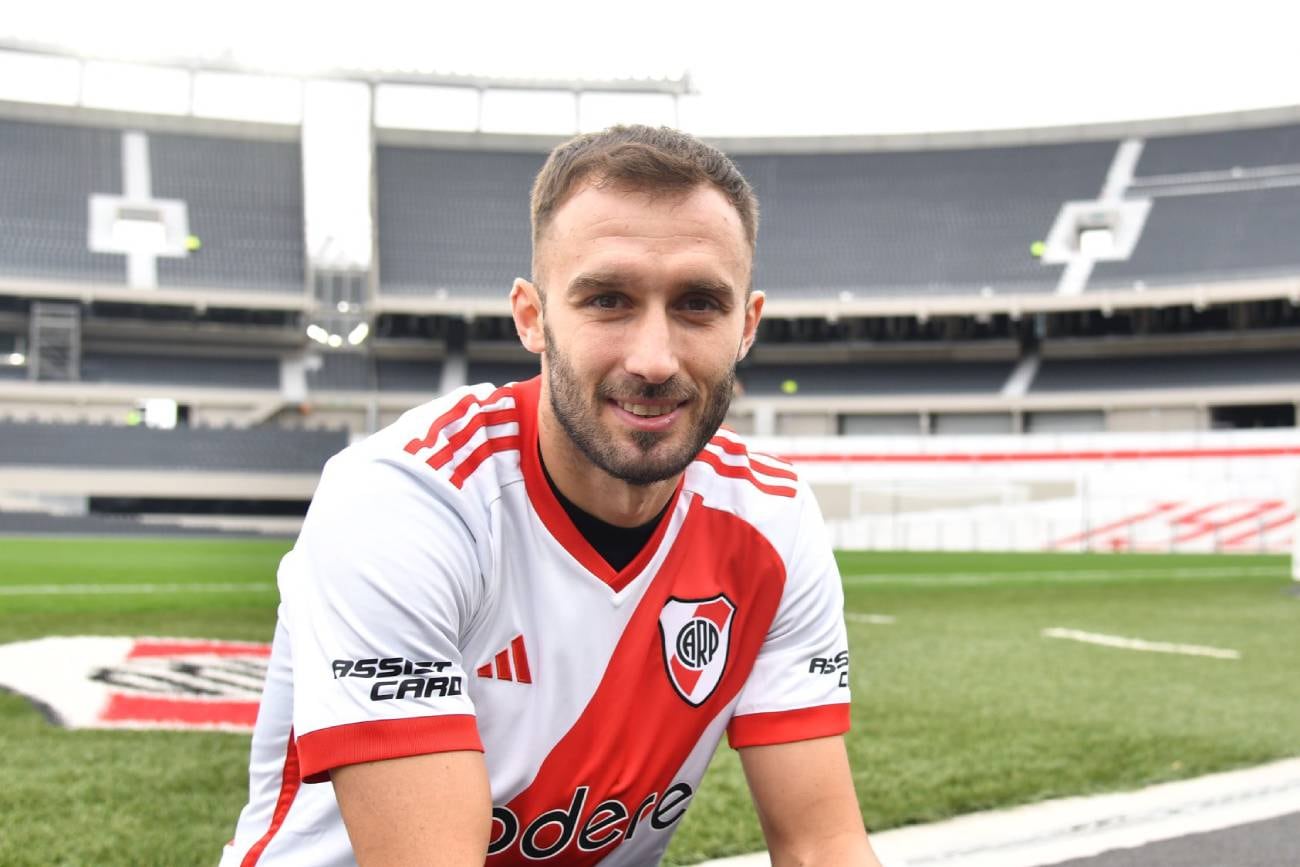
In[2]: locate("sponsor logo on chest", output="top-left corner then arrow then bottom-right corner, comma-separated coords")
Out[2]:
657,595 -> 736,706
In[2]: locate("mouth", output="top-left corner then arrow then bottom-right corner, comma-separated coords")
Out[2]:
607,398 -> 688,432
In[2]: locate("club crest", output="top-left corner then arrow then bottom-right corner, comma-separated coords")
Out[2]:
658,595 -> 735,706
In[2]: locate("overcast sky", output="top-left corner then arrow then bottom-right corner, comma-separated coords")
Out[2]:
4,0 -> 1300,135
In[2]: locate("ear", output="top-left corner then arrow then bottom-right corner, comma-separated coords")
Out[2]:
510,278 -> 546,354
737,289 -> 764,361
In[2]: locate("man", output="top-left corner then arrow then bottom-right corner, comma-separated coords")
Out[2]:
222,125 -> 882,866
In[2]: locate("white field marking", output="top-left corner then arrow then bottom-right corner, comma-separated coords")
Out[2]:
1042,627 -> 1241,660
841,565 -> 1283,586
696,758 -> 1300,867
846,612 -> 896,625
0,582 -> 276,596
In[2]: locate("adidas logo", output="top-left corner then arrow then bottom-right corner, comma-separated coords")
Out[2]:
476,634 -> 532,684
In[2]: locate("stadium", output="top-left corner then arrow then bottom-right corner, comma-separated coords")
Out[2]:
0,21 -> 1297,867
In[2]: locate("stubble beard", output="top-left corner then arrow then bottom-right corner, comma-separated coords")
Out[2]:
543,323 -> 735,487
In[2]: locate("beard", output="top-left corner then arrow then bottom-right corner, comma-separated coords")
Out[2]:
544,323 -> 735,487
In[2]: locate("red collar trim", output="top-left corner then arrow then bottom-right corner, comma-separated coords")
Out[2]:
512,375 -> 684,594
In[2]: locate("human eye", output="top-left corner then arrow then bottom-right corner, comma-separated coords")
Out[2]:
679,293 -> 724,314
587,293 -> 626,310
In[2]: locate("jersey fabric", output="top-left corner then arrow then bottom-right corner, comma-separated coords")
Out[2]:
221,376 -> 851,867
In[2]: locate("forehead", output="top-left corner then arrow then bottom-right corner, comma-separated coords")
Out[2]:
537,182 -> 751,285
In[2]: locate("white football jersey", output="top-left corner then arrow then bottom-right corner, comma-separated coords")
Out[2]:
222,376 -> 851,867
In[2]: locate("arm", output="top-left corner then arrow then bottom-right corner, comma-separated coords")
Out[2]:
740,735 -> 882,867
333,751 -> 492,867
281,455 -> 490,858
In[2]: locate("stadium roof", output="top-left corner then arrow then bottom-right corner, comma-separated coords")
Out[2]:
3,0 -> 1299,137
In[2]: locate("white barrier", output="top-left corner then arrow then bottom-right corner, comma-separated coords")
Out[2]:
747,429 -> 1300,555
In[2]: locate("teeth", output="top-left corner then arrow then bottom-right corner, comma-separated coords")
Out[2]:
619,402 -> 673,418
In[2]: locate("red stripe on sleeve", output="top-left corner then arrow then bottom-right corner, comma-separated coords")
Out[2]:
708,436 -> 799,481
695,449 -> 798,497
240,728 -> 302,867
403,393 -> 478,454
424,408 -> 520,470
296,715 -> 483,784
403,386 -> 514,456
450,435 -> 521,488
726,703 -> 851,749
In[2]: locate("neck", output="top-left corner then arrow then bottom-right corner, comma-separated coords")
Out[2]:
537,401 -> 679,528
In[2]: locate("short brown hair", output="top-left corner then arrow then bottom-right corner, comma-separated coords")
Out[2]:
530,125 -> 758,274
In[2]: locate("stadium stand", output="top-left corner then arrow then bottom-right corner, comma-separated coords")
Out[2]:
375,358 -> 444,392
375,141 -> 1117,300
465,359 -> 541,387
0,420 -> 344,473
1032,349 -> 1300,392
0,117 -> 125,283
150,132 -> 304,292
79,352 -> 280,389
733,142 -> 1115,297
1091,187 -> 1300,287
306,352 -> 374,392
737,359 -> 1013,395
1135,121 -> 1300,175
2,92 -> 1298,510
376,147 -> 542,296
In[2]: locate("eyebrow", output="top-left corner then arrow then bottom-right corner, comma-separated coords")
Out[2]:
566,272 -> 738,300
566,272 -> 627,296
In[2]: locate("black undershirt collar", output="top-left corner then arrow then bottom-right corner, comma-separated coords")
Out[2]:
538,445 -> 669,572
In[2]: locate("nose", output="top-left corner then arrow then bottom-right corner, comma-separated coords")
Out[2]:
622,308 -> 680,385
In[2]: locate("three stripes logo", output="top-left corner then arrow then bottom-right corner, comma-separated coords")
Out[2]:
476,634 -> 532,684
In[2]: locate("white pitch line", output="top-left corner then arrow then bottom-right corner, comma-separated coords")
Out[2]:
697,758 -> 1300,867
846,612 -> 896,625
0,582 -> 276,596
1042,627 -> 1240,660
841,566 -> 1283,586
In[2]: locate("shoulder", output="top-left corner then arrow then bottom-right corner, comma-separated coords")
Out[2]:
685,428 -> 814,560
316,382 -> 527,539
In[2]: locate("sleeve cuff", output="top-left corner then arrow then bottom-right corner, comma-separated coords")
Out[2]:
297,714 -> 483,783
727,703 -> 850,749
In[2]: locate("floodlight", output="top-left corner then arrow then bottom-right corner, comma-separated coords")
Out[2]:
306,324 -> 329,344
347,322 -> 370,346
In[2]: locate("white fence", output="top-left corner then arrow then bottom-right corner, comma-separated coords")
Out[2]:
748,429 -> 1300,555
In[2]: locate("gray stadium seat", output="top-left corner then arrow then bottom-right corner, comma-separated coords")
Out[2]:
79,352 -> 280,389
737,360 -> 1012,396
1136,122 -> 1300,176
375,358 -> 444,392
1090,187 -> 1300,288
307,352 -> 374,392
0,118 -> 126,283
151,132 -> 304,292
0,420 -> 345,473
1031,350 -> 1300,392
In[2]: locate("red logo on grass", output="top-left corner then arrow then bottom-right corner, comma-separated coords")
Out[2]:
0,636 -> 269,732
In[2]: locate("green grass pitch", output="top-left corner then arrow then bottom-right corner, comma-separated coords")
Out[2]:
0,538 -> 1297,866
